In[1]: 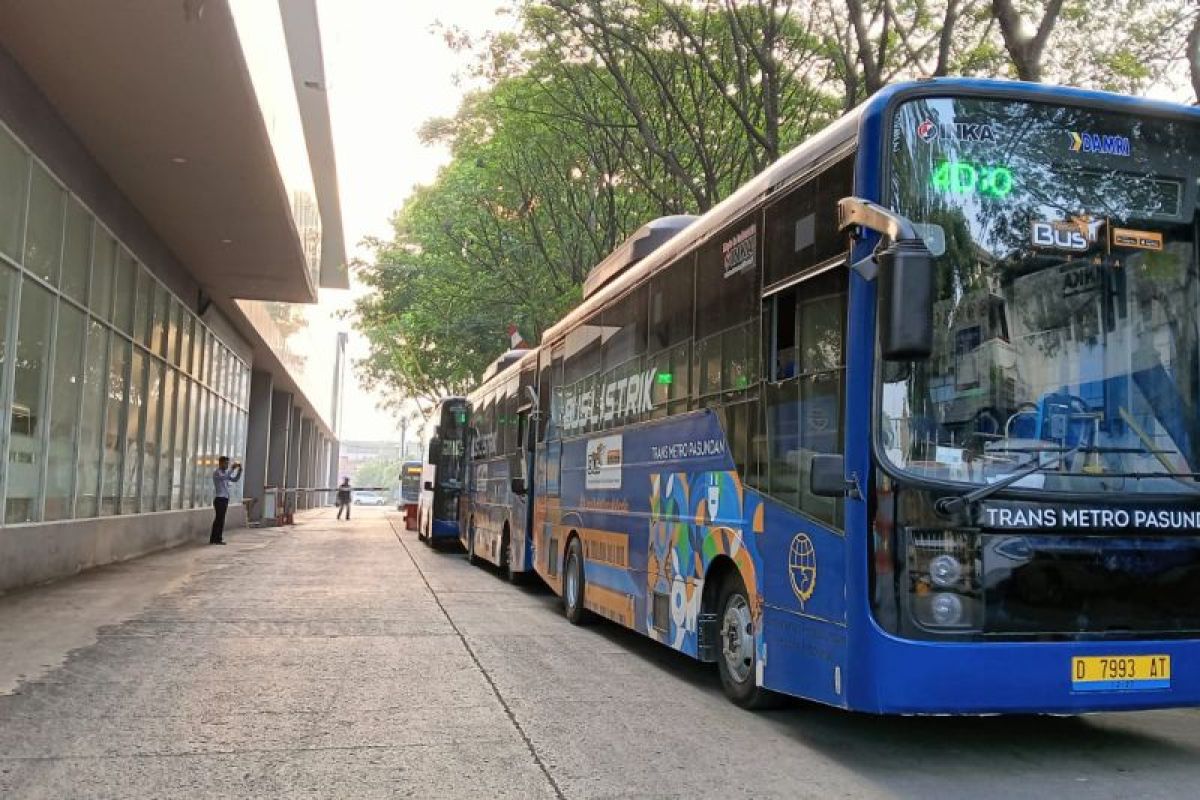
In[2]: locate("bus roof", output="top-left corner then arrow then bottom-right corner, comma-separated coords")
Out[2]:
541,77 -> 1200,346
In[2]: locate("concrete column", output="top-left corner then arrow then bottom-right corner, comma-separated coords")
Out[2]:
287,407 -> 303,510
315,435 -> 328,505
297,417 -> 313,510
244,370 -> 273,521
267,390 -> 292,490
327,438 -> 340,502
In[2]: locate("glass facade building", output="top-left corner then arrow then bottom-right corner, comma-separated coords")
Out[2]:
0,123 -> 251,525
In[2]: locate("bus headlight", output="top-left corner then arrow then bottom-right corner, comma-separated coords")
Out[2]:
906,529 -> 981,631
930,592 -> 964,625
929,554 -> 962,588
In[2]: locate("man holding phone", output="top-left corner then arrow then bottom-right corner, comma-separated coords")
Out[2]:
210,455 -> 243,545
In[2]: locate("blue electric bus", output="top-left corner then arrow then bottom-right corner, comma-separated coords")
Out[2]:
522,78 -> 1199,714
417,397 -> 470,547
461,348 -> 540,580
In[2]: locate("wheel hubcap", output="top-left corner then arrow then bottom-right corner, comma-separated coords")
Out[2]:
565,554 -> 579,608
721,594 -> 754,684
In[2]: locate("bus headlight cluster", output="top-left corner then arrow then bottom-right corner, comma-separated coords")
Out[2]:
906,529 -> 981,631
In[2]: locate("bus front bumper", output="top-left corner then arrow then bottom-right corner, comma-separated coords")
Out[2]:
860,633 -> 1200,714
429,519 -> 460,541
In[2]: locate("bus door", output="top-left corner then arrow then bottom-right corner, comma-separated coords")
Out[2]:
535,343 -> 564,580
511,362 -> 538,572
756,178 -> 853,705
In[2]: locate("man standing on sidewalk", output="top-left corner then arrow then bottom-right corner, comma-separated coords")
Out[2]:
210,456 -> 242,545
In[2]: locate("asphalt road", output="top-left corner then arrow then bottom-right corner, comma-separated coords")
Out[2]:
1,507 -> 1198,799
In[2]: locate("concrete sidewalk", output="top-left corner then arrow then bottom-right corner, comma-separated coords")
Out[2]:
0,508 -> 557,799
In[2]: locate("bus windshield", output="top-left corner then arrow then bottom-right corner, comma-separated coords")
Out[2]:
884,97 -> 1200,495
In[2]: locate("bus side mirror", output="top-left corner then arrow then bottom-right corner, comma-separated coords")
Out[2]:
837,196 -> 935,362
510,477 -> 527,495
878,240 -> 934,361
423,481 -> 434,492
810,454 -> 859,498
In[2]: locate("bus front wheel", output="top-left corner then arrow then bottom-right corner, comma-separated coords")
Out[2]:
563,537 -> 589,625
716,572 -> 779,710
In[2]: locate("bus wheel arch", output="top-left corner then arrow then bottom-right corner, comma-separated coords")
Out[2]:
700,555 -> 739,659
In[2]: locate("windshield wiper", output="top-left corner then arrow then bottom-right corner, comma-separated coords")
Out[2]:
936,443 -> 1085,518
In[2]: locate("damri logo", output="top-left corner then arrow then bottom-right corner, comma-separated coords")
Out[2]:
1068,130 -> 1131,157
916,119 -> 996,143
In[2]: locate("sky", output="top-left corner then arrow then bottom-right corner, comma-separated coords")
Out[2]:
314,0 -> 508,445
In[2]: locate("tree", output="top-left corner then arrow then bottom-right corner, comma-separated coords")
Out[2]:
354,0 -> 1198,404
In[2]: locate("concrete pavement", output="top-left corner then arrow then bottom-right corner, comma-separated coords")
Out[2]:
2,508 -> 1199,799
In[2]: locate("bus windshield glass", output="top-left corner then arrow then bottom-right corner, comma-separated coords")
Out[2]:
884,97 -> 1200,495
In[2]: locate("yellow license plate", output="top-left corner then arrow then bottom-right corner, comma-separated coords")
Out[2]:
1071,655 -> 1171,692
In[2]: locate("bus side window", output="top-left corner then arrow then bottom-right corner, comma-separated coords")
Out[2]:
648,255 -> 694,417
695,215 -> 760,406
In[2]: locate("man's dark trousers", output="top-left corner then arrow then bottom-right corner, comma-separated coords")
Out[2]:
211,497 -> 229,543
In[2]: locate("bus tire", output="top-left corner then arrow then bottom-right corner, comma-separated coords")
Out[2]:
716,571 -> 779,710
500,527 -> 518,583
562,537 -> 589,625
466,520 -> 478,565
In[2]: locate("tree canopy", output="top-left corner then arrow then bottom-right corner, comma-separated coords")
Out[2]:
353,0 -> 1199,407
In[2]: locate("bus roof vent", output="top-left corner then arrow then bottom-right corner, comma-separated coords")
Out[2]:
480,349 -> 527,383
583,215 -> 697,300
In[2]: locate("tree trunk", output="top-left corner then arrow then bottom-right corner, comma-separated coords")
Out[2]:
991,0 -> 1064,83
1189,12 -> 1200,103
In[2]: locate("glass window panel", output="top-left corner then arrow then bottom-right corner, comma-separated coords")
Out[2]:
124,351 -> 146,512
764,378 -> 801,511
24,162 -> 65,286
190,387 -> 206,507
7,279 -> 53,523
649,256 -> 694,353
61,198 -> 91,305
0,126 -> 28,261
205,334 -> 215,386
157,368 -> 174,510
43,301 -> 85,521
134,267 -> 153,347
0,267 -> 14,494
90,230 -> 116,321
696,215 -> 760,342
151,283 -> 168,357
75,320 -> 107,518
142,359 -> 162,508
798,372 -> 844,527
166,301 -> 180,367
179,313 -> 193,375
172,375 -> 189,509
101,339 -> 129,515
113,250 -> 137,334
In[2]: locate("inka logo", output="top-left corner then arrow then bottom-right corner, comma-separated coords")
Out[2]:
1068,131 -> 1130,157
916,119 -> 995,143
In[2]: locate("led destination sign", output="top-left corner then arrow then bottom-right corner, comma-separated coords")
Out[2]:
981,502 -> 1200,531
930,160 -> 1014,199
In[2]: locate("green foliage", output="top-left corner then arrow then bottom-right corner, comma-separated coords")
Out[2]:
351,456 -> 403,493
353,0 -> 1197,404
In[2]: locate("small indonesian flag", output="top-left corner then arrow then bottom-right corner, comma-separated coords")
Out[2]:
507,324 -> 529,349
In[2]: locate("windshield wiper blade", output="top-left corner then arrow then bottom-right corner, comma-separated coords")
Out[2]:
936,443 -> 1085,518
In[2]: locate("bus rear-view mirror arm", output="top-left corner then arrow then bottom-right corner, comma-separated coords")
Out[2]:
838,197 -> 935,361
